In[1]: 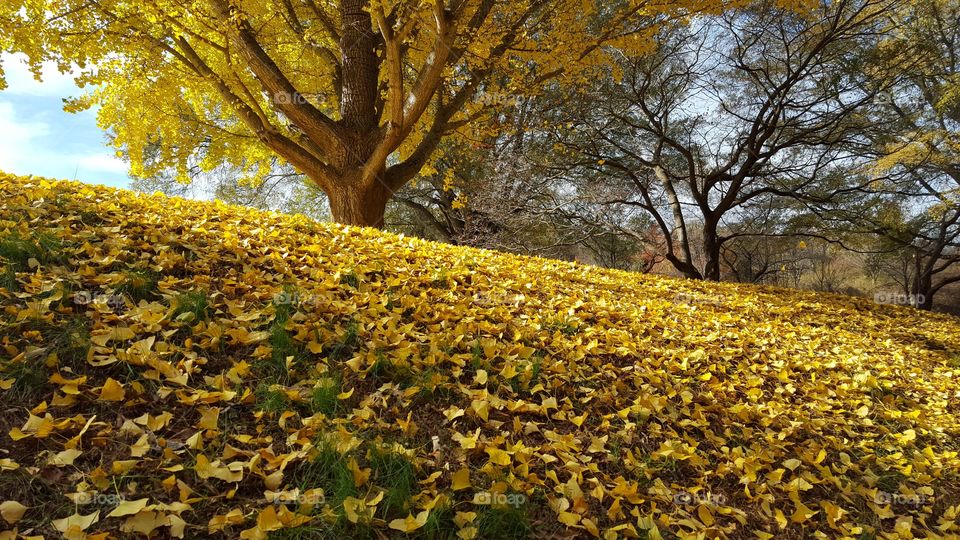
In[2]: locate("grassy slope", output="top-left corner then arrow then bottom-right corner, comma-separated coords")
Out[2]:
0,173 -> 958,539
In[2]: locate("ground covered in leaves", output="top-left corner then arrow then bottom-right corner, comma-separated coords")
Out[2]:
0,174 -> 958,540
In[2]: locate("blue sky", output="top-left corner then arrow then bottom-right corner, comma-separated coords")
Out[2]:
0,53 -> 131,189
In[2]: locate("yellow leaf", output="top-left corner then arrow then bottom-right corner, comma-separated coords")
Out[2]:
697,504 -> 714,527
774,509 -> 788,529
486,447 -> 511,466
208,509 -> 245,533
457,526 -> 479,540
820,500 -> 846,529
194,454 -> 243,482
582,517 -> 600,537
453,428 -> 480,450
256,505 -> 282,532
121,510 -> 172,537
130,434 -> 151,457
52,510 -> 100,537
197,407 -> 220,430
342,497 -> 363,524
443,407 -> 465,422
0,501 -> 27,525
107,498 -> 149,518
49,448 -> 82,467
388,510 -> 430,532
264,471 -> 284,491
587,436 -> 607,453
99,378 -> 126,401
765,469 -> 785,484
347,457 -> 371,487
454,511 -> 477,527
791,502 -> 818,523
452,467 -> 471,491
471,399 -> 490,421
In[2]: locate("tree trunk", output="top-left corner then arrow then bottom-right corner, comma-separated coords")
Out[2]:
326,175 -> 391,228
339,0 -> 380,132
912,266 -> 934,310
906,250 -> 934,310
666,256 -> 703,280
702,221 -> 722,281
313,0 -> 388,229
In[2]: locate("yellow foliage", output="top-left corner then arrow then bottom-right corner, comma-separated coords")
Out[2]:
0,0 -> 804,205
0,173 -> 958,538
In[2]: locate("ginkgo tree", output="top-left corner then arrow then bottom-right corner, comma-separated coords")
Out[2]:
0,0 -> 737,226
866,0 -> 960,308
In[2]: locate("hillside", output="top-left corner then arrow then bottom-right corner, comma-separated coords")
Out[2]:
0,172 -> 958,539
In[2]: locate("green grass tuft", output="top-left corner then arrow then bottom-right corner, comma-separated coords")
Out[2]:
288,443 -> 359,536
339,271 -> 360,289
255,384 -> 290,414
272,284 -> 300,324
876,470 -> 907,493
0,230 -> 65,271
327,319 -> 359,361
0,263 -> 17,291
369,447 -> 417,519
309,375 -> 342,417
268,322 -> 299,380
173,290 -> 210,322
116,270 -> 160,302
2,316 -> 90,398
267,526 -> 334,540
420,503 -> 457,540
476,504 -> 531,540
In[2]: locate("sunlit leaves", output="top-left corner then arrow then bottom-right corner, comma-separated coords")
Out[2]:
0,501 -> 27,525
0,0 -> 773,207
0,174 -> 958,538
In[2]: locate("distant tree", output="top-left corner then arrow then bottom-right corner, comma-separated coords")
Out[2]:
552,0 -> 896,280
822,0 -> 960,309
131,156 -> 329,221
387,136 -> 587,261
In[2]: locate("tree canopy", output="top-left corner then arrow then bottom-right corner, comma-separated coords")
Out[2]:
0,0 -> 749,225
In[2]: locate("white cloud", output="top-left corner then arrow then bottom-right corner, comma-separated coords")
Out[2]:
0,54 -> 129,187
0,98 -> 129,186
0,101 -> 49,172
75,154 -> 128,175
1,53 -> 84,98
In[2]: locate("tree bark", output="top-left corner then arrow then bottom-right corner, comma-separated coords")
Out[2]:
339,0 -> 381,133
702,221 -> 722,281
326,171 -> 391,227
911,259 -> 934,310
